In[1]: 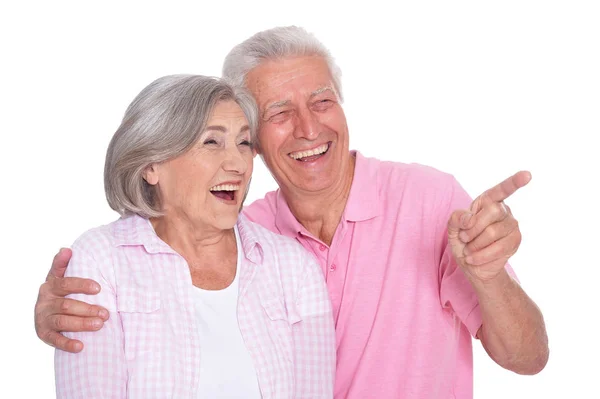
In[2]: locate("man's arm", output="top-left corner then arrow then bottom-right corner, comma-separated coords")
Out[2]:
55,244 -> 127,398
35,248 -> 109,353
447,171 -> 549,374
472,269 -> 548,374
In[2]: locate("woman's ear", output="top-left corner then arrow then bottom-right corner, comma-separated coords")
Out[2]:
142,164 -> 159,185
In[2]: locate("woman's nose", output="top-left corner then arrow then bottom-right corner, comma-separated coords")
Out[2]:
222,147 -> 248,174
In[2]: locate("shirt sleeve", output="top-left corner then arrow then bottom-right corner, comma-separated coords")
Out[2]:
291,250 -> 336,399
437,176 -> 519,338
54,238 -> 127,399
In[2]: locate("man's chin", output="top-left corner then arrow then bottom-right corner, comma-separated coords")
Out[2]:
287,176 -> 337,194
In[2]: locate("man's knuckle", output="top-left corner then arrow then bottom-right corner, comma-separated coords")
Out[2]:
512,218 -> 520,230
483,226 -> 497,242
41,329 -> 54,345
491,203 -> 503,217
54,315 -> 66,331
60,299 -> 70,312
59,278 -> 69,290
38,282 -> 52,297
515,229 -> 522,246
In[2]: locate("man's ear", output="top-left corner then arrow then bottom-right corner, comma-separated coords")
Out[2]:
142,164 -> 159,185
252,139 -> 262,157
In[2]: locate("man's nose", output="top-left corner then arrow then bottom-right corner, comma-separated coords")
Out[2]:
293,108 -> 320,140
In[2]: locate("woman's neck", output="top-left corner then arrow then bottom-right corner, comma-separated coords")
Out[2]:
150,214 -> 238,290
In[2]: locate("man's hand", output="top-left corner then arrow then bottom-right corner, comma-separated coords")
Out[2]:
34,248 -> 109,353
447,171 -> 531,282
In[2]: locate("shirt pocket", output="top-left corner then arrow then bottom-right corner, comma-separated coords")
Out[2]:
117,289 -> 162,363
259,294 -> 288,322
257,291 -> 295,368
117,290 -> 161,313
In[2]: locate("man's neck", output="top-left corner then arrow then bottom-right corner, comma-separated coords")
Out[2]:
281,153 -> 356,246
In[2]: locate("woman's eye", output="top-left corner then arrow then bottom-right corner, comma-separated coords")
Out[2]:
203,139 -> 218,145
240,140 -> 253,147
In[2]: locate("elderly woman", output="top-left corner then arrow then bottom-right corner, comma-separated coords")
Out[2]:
54,75 -> 336,398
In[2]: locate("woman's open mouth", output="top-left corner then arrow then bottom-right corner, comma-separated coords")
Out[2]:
209,183 -> 240,203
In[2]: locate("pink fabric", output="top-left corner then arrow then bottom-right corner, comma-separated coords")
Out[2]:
55,214 -> 336,399
243,151 -> 516,399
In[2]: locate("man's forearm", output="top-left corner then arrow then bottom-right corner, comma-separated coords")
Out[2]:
472,268 -> 549,375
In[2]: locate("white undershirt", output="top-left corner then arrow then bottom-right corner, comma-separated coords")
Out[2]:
193,225 -> 262,399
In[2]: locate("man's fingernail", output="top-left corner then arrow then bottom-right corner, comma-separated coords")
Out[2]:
71,341 -> 83,352
90,284 -> 100,293
459,231 -> 470,243
98,309 -> 109,319
92,319 -> 103,328
460,213 -> 472,227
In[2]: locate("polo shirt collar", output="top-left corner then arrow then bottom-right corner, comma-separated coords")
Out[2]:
274,150 -> 382,238
344,151 -> 382,222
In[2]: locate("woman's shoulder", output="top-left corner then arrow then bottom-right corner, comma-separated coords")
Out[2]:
237,214 -> 307,256
70,215 -> 139,256
237,215 -> 322,303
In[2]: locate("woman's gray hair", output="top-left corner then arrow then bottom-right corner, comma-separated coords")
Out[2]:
104,74 -> 258,218
222,26 -> 343,101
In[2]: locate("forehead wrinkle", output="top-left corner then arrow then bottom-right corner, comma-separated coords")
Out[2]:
202,124 -> 250,135
204,125 -> 227,133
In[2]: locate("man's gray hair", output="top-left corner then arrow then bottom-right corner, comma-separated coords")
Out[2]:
104,74 -> 258,218
222,26 -> 343,101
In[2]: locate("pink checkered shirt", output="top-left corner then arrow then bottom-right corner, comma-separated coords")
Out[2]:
55,214 -> 336,398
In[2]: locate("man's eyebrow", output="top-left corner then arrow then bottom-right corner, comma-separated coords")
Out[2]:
261,87 -> 336,118
310,86 -> 335,98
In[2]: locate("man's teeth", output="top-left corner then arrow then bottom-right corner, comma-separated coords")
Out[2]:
209,184 -> 240,191
289,143 -> 329,160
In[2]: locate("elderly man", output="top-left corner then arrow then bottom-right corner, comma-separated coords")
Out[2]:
35,26 -> 548,398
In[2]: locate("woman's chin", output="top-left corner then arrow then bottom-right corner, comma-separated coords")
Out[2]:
212,212 -> 240,231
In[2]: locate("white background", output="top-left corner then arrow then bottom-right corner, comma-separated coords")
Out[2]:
2,1 -> 598,397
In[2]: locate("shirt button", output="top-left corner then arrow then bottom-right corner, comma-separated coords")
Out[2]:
329,264 -> 337,272
319,244 -> 327,251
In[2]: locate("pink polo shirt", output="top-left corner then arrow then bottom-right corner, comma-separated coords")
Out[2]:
244,151 -> 515,399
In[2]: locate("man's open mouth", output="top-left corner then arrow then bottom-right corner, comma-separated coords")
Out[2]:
288,142 -> 330,162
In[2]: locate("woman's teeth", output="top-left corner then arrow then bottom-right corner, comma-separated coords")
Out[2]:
209,184 -> 239,201
209,184 -> 240,191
